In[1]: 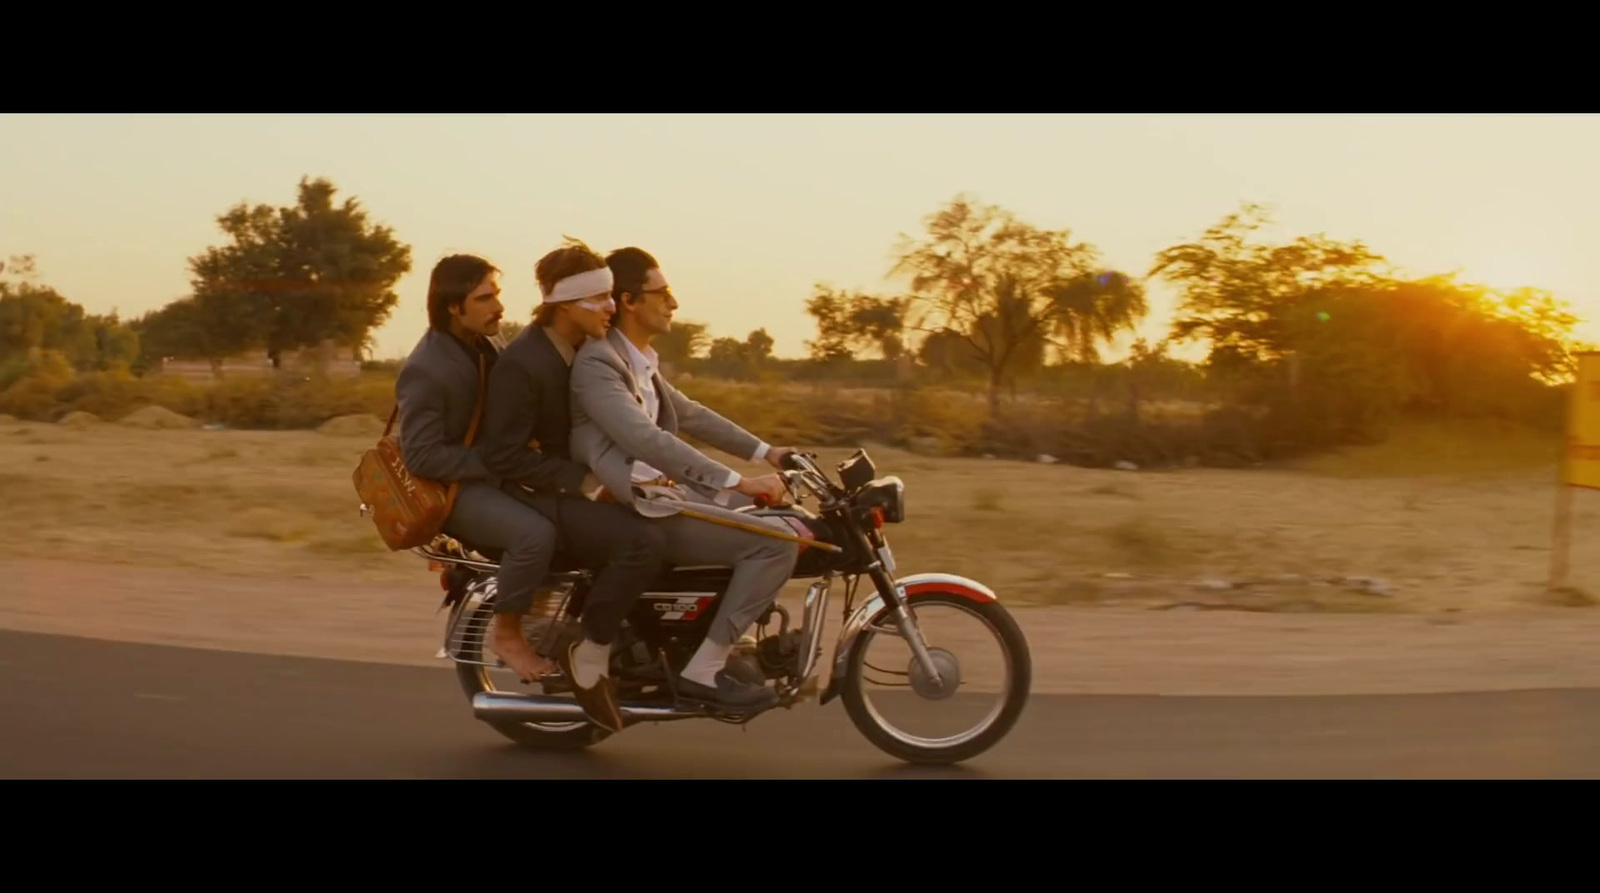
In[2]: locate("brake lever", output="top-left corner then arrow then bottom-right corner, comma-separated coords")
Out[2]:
788,470 -> 820,500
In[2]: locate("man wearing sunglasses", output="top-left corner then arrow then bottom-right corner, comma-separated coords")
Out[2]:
568,246 -> 798,713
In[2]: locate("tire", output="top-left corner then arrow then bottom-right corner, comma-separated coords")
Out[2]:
840,590 -> 1031,765
452,604 -> 612,751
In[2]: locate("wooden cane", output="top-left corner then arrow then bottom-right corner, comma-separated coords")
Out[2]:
674,506 -> 844,553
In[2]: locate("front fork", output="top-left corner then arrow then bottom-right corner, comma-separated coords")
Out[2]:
866,559 -> 944,688
789,561 -> 945,694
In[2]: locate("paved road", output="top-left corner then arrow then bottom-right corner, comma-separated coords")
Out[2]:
4,629 -> 1600,778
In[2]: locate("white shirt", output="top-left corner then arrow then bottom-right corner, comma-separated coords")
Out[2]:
617,335 -> 767,490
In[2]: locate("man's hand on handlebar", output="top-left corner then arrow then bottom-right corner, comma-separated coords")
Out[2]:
765,446 -> 796,470
735,472 -> 790,506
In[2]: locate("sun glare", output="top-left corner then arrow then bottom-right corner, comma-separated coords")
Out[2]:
1453,252 -> 1567,300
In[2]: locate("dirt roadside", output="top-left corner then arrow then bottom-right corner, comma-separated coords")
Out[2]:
6,557 -> 1600,696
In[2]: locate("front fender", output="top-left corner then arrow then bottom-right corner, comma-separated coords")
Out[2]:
818,573 -> 997,705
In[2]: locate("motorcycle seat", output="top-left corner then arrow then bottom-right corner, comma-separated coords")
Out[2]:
418,534 -> 593,575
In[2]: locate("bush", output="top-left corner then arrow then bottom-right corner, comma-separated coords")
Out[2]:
198,372 -> 394,429
0,349 -> 77,420
0,359 -> 1572,474
0,366 -> 397,429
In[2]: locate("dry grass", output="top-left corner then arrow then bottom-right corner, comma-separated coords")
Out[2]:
1286,417 -> 1563,479
1,418 -> 1595,613
9,410 -> 1600,699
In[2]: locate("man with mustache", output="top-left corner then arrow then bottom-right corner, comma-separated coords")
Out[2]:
395,253 -> 561,684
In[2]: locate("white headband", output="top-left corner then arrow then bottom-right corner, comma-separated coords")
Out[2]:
542,267 -> 614,304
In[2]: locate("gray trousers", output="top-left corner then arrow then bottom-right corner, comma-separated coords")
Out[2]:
443,481 -> 558,615
654,492 -> 801,647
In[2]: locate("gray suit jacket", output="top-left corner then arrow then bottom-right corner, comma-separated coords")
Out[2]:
395,328 -> 498,486
570,327 -> 763,517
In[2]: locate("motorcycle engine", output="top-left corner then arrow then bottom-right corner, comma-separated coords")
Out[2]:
527,614 -> 581,660
755,631 -> 806,679
724,636 -> 766,686
612,627 -> 653,675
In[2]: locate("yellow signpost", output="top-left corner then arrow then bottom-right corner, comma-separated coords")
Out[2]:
1552,352 -> 1600,590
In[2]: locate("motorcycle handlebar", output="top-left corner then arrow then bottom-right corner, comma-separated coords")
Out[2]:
777,451 -> 842,502
779,450 -> 812,472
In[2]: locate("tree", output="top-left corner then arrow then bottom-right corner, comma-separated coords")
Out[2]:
1,254 -> 140,373
705,328 -> 774,380
655,320 -> 710,368
1484,285 -> 1590,384
185,176 -> 412,368
1149,203 -> 1588,444
889,194 -> 1146,414
746,327 -> 774,362
132,296 -> 256,374
1148,202 -> 1388,364
1047,270 -> 1149,364
803,285 -> 909,362
1342,277 -> 1583,419
916,298 -> 1049,385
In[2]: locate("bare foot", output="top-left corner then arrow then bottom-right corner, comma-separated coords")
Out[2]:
489,616 -> 555,682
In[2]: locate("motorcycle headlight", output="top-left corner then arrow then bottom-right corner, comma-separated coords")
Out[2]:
858,476 -> 905,524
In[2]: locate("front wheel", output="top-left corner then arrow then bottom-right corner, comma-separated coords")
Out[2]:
839,590 -> 1031,765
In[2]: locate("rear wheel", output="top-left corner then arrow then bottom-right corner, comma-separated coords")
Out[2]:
452,602 -> 612,750
840,590 -> 1031,765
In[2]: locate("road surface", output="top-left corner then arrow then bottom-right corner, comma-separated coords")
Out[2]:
4,629 -> 1599,778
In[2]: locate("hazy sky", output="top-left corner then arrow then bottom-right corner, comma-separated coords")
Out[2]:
3,113 -> 1596,361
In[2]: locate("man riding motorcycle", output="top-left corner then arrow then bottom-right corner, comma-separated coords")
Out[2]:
568,245 -> 800,712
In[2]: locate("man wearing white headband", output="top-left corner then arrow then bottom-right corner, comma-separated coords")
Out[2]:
480,239 -> 668,732
568,246 -> 798,713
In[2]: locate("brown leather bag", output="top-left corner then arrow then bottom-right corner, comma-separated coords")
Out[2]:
353,353 -> 487,551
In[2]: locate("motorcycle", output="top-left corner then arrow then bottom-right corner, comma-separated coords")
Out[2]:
414,448 -> 1031,766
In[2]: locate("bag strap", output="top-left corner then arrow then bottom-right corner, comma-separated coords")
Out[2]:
442,351 -> 489,510
381,404 -> 399,437
463,351 -> 488,447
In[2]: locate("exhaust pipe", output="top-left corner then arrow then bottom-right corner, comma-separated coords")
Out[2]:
471,691 -> 706,725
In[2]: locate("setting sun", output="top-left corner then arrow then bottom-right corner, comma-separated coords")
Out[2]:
1455,253 -> 1572,300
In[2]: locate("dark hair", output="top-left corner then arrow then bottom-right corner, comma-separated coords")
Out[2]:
427,254 -> 499,331
605,246 -> 660,306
